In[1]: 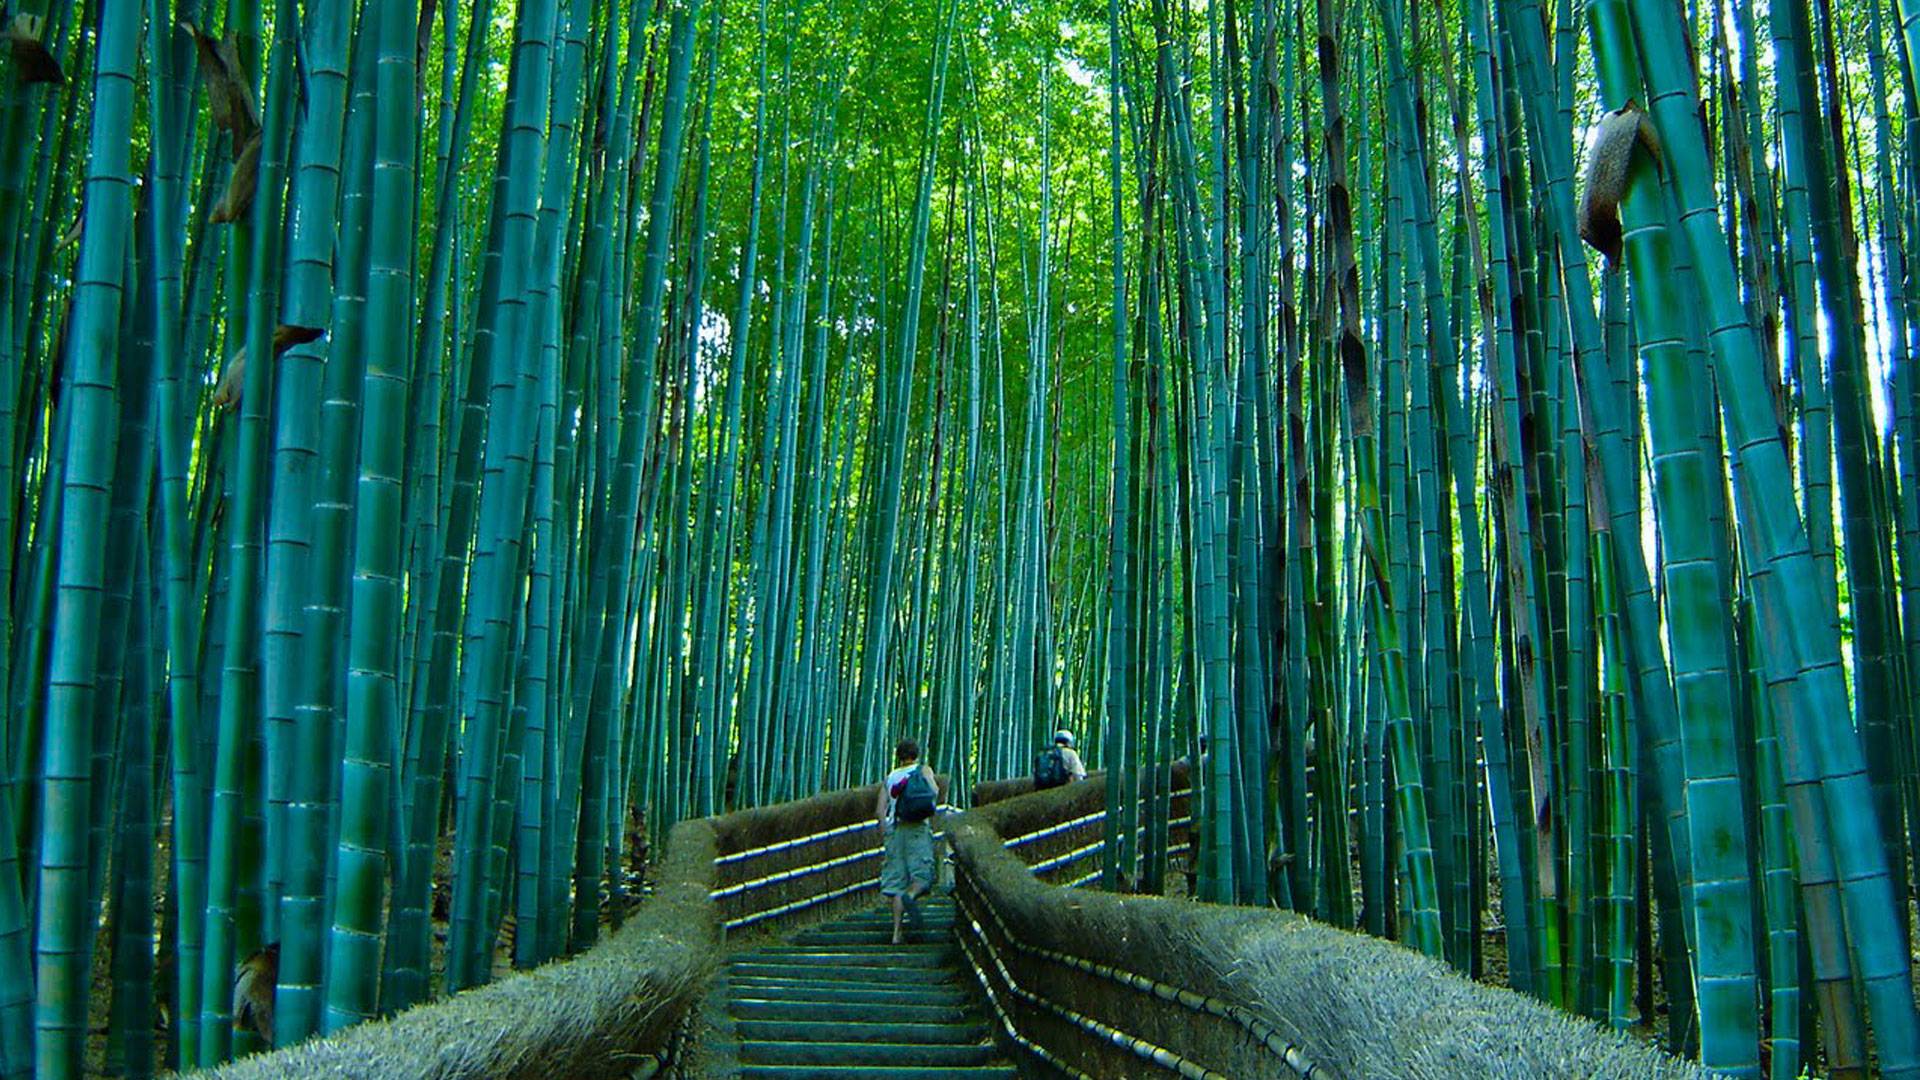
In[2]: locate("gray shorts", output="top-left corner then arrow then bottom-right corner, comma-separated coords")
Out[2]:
880,821 -> 936,897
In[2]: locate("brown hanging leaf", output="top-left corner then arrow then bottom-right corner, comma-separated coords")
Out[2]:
231,943 -> 277,1043
212,324 -> 326,410
1577,102 -> 1665,264
212,352 -> 246,409
272,324 -> 324,352
5,15 -> 64,85
211,132 -> 263,225
182,20 -> 259,147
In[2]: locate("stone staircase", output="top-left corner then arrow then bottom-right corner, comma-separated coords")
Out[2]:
723,897 -> 1016,1078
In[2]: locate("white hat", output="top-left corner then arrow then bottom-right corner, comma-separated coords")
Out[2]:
1054,730 -> 1075,747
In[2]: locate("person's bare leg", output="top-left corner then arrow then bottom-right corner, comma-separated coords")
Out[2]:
898,880 -> 921,928
891,894 -> 905,944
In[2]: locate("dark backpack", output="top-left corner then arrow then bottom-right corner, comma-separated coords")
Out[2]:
1034,746 -> 1068,789
895,767 -> 937,823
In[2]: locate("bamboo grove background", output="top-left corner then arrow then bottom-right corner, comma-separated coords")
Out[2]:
3,0 -> 1920,1074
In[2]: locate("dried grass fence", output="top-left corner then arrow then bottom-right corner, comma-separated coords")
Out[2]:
188,777 -> 950,1078
188,768 -> 1689,1080
194,819 -> 720,1080
951,777 -> 1703,1080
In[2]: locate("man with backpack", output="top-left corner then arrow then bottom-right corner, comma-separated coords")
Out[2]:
876,738 -> 940,945
1034,730 -> 1088,790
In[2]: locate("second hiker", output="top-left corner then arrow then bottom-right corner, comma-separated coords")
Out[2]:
1034,729 -> 1088,789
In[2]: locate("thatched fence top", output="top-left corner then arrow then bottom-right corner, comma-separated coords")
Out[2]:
193,818 -> 720,1080
952,779 -> 1702,1080
187,775 -> 949,1078
192,768 -> 1695,1079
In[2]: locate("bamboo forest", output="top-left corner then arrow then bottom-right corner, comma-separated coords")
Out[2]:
12,0 -> 1920,1073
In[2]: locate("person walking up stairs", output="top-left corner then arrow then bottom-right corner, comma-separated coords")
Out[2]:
877,739 -> 941,944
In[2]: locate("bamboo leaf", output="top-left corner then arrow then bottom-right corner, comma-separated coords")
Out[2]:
183,21 -> 261,147
211,324 -> 324,410
1576,103 -> 1663,262
4,14 -> 63,84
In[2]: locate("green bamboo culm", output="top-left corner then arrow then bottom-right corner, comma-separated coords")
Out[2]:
1318,0 -> 1443,957
199,0 -> 297,1058
323,0 -> 417,1031
9,1 -> 1920,1076
269,0 -> 356,1044
32,3 -> 141,1076
445,0 -> 562,990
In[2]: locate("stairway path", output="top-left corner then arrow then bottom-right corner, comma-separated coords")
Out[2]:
721,897 -> 1016,1078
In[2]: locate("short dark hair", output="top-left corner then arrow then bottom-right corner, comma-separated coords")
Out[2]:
896,739 -> 921,764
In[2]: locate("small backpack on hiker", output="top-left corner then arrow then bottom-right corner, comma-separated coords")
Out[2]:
895,767 -> 938,823
1033,745 -> 1068,789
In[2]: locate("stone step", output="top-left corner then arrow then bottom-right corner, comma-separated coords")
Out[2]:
835,905 -> 956,923
730,998 -> 974,1024
729,1060 -> 1013,1068
742,935 -> 953,949
791,928 -> 954,946
744,945 -> 957,966
728,961 -> 963,985
734,1019 -> 988,1045
802,914 -> 956,926
722,896 -> 1009,1080
821,921 -> 958,937
840,899 -> 956,913
739,1040 -> 999,1067
726,979 -> 973,1007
